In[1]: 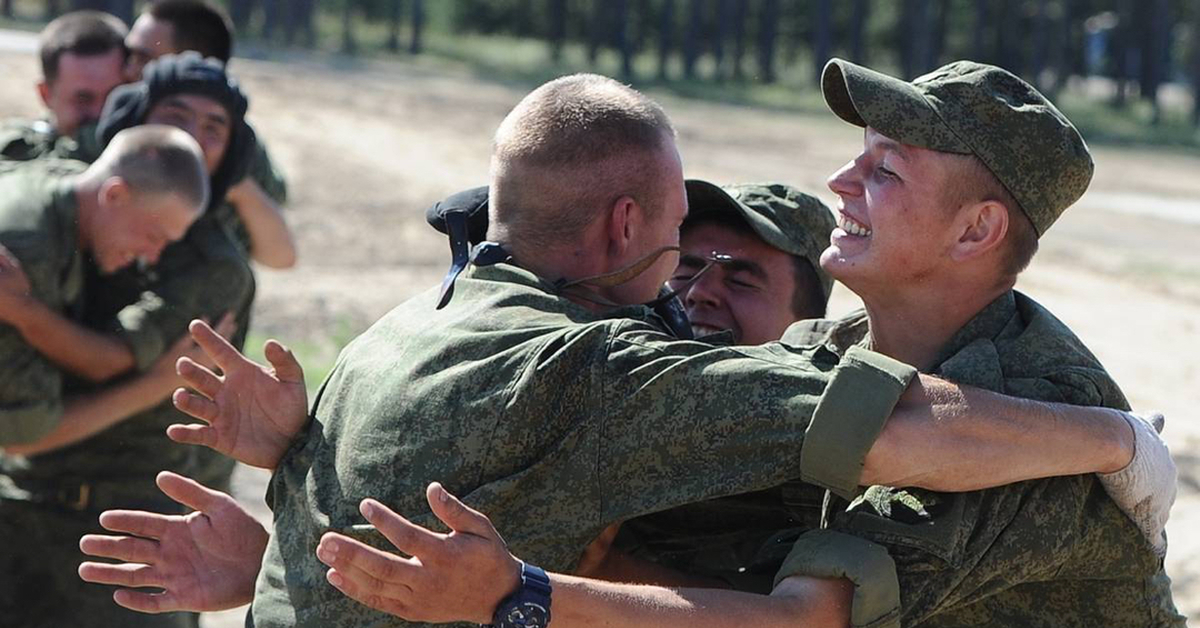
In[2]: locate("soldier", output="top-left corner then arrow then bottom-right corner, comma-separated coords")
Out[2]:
292,62 -> 1185,627
79,74 -> 1171,628
0,125 -> 213,626
124,0 -> 295,268
0,11 -> 127,163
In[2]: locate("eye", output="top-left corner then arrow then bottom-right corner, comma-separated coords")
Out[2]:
670,273 -> 694,283
876,165 -> 900,181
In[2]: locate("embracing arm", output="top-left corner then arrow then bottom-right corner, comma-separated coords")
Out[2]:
3,296 -> 136,382
224,178 -> 296,269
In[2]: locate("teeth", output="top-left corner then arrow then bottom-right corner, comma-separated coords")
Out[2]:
690,324 -> 724,337
837,214 -> 872,237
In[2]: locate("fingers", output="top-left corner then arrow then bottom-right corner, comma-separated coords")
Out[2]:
98,509 -> 172,540
165,422 -> 217,449
155,471 -> 226,513
426,483 -> 499,539
324,565 -> 415,620
112,589 -> 183,614
79,534 -> 159,564
76,561 -> 160,589
359,499 -> 443,558
264,339 -> 304,384
317,532 -> 419,619
188,319 -> 246,372
172,388 -> 218,423
176,358 -> 222,399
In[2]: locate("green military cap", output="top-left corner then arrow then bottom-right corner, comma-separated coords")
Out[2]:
684,179 -> 837,302
821,58 -> 1093,235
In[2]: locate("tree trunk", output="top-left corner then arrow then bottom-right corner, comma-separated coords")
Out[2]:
757,0 -> 779,83
682,0 -> 703,80
615,0 -> 633,79
1111,0 -> 1133,107
973,0 -> 989,63
1142,0 -> 1170,123
812,0 -> 832,86
229,0 -> 254,31
548,0 -> 567,63
341,1 -> 357,54
929,0 -> 949,69
901,0 -> 931,79
107,0 -> 134,22
387,0 -> 403,52
713,0 -> 735,81
731,0 -> 748,80
849,0 -> 869,64
410,0 -> 424,55
261,0 -> 277,40
1192,0 -> 1200,127
587,0 -> 605,65
658,0 -> 675,80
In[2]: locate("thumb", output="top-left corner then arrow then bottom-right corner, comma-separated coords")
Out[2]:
426,482 -> 502,541
264,339 -> 305,383
155,471 -> 226,513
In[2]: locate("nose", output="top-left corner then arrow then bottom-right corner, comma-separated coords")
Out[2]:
683,268 -> 723,309
827,158 -> 864,199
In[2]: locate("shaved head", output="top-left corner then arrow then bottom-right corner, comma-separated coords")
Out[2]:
94,124 -> 210,212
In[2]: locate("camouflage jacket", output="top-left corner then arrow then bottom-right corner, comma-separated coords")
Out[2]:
250,261 -> 916,628
776,291 -> 1185,628
0,160 -> 86,445
0,118 -> 101,165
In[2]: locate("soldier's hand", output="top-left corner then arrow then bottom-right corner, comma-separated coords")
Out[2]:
169,318 -> 308,469
1097,411 -> 1176,556
78,471 -> 268,613
315,483 -> 521,624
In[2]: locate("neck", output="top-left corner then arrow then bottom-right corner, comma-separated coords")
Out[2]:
72,174 -> 101,253
497,239 -> 613,313
858,275 -> 1013,371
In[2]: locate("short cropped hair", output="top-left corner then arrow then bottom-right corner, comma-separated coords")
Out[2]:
148,0 -> 234,63
490,74 -> 676,250
943,153 -> 1039,276
39,11 -> 128,84
98,125 -> 210,212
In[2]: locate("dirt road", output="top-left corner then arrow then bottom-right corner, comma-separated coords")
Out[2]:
2,39 -> 1199,624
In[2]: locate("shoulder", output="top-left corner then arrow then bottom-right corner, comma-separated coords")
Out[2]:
781,309 -> 868,353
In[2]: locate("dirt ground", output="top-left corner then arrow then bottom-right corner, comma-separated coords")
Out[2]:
3,34 -> 1200,624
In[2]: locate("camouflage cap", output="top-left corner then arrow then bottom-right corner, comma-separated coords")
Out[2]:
684,180 -> 837,302
821,58 -> 1093,235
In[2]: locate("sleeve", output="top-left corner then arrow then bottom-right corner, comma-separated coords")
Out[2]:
104,218 -> 254,371
595,325 -> 916,524
777,477 -> 1159,625
774,529 -> 901,628
249,140 -> 288,204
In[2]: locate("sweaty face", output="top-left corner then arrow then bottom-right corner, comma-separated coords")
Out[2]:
821,127 -> 961,295
669,222 -> 801,345
124,14 -> 175,80
93,190 -> 200,274
39,49 -> 127,138
145,95 -> 232,174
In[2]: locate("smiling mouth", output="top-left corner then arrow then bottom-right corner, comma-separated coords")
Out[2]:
690,323 -> 727,337
837,213 -> 873,237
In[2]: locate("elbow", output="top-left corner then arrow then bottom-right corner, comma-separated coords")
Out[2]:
254,243 -> 298,269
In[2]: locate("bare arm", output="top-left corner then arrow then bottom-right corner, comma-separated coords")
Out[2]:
863,373 -> 1133,490
225,178 -> 296,269
314,484 -> 852,628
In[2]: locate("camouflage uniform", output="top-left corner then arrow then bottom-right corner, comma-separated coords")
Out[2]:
776,293 -> 1184,627
251,261 -> 917,628
766,59 -> 1185,628
0,118 -> 102,165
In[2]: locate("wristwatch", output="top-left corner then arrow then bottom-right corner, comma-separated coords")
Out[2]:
485,561 -> 552,628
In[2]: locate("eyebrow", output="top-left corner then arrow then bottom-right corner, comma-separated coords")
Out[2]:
874,138 -> 911,162
722,258 -> 768,281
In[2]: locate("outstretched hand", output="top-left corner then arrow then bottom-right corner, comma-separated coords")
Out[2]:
78,471 -> 269,613
170,319 -> 309,469
315,483 -> 521,624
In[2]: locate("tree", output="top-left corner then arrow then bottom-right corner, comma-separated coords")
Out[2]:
973,0 -> 990,63
587,0 -> 605,65
1140,0 -> 1171,123
229,0 -> 255,31
410,0 -> 424,55
849,0 -> 870,64
730,0 -> 749,80
683,0 -> 704,79
813,0 -> 832,85
548,0 -> 567,62
387,0 -> 404,52
341,0 -> 357,54
1,0 -> 11,18
658,0 -> 676,80
757,0 -> 780,83
615,0 -> 633,79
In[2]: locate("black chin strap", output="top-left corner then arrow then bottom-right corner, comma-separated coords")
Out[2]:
435,209 -> 473,310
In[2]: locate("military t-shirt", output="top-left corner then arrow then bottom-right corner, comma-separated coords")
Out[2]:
250,262 -> 917,628
776,291 -> 1185,628
0,160 -> 86,445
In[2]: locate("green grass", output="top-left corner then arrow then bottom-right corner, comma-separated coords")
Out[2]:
241,318 -> 361,391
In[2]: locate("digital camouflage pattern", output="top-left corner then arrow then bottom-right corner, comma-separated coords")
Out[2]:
822,58 -> 1092,235
0,119 -> 102,166
252,261 -> 916,628
777,291 -> 1185,628
684,180 -> 838,301
0,159 -> 85,445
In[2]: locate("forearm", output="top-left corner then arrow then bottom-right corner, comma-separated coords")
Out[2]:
227,179 -> 296,269
10,297 -> 135,382
578,549 -> 728,590
548,573 -> 850,628
5,371 -> 176,456
862,374 -> 1132,490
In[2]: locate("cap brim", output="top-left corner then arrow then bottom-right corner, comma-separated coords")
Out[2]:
684,180 -> 791,253
821,59 -> 971,154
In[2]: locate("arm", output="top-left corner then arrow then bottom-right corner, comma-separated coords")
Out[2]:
78,471 -> 268,613
0,246 -> 134,382
861,373 -> 1134,491
315,484 -> 852,628
224,177 -> 296,269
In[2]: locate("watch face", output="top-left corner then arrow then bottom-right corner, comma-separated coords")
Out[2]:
502,602 -> 550,628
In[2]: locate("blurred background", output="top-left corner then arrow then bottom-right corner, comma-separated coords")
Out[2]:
3,1 -> 1200,625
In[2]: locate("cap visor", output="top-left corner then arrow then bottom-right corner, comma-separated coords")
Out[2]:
821,59 -> 970,154
684,180 -> 796,256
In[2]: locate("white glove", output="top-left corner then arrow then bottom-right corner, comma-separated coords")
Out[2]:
1097,412 -> 1175,556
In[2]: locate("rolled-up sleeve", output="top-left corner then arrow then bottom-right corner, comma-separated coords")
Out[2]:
774,529 -> 901,628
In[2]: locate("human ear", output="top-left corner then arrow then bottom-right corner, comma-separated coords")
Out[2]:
99,176 -> 133,211
36,81 -> 51,108
607,195 -> 637,257
951,200 -> 1008,262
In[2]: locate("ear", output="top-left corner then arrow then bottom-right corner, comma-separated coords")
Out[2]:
606,195 -> 638,258
951,200 -> 1009,262
98,176 -> 133,212
36,81 -> 51,108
